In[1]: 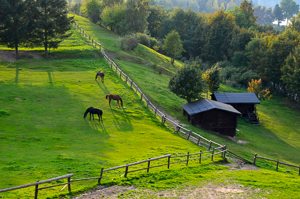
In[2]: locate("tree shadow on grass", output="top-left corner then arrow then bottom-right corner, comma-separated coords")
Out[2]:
96,80 -> 110,95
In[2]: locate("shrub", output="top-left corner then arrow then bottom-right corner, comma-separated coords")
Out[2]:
136,33 -> 150,47
120,35 -> 138,50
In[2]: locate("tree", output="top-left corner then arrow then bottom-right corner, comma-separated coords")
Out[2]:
81,0 -> 103,23
35,0 -> 74,58
0,0 -> 35,59
280,0 -> 299,21
147,5 -> 166,38
239,0 -> 257,24
226,0 -> 237,11
163,30 -> 184,64
247,78 -> 272,100
254,5 -> 274,25
168,65 -> 204,102
202,63 -> 222,97
204,10 -> 235,62
102,0 -> 123,7
287,11 -> 300,32
70,2 -> 82,15
281,47 -> 300,96
125,0 -> 150,34
273,4 -> 284,26
101,3 -> 126,34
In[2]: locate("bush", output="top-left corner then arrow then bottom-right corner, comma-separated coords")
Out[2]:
136,33 -> 150,47
222,66 -> 259,88
231,51 -> 248,67
120,35 -> 138,50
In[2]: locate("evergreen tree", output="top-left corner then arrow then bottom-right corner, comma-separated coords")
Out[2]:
0,0 -> 35,59
168,65 -> 204,102
35,0 -> 74,58
163,30 -> 185,64
273,4 -> 284,26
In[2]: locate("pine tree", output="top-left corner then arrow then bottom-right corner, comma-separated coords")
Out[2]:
0,0 -> 35,59
34,0 -> 74,58
273,4 -> 284,26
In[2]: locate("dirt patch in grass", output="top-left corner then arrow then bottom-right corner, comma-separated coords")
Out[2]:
0,50 -> 43,62
72,181 -> 264,199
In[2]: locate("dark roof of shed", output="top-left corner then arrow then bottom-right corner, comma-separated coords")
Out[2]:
212,93 -> 260,104
181,99 -> 241,116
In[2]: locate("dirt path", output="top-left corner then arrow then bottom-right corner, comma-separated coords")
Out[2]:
0,50 -> 43,62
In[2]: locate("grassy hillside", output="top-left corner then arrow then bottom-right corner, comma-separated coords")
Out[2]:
72,15 -> 300,167
0,29 -> 210,198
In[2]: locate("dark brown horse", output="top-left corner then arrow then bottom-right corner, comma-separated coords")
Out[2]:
95,71 -> 105,82
106,94 -> 123,107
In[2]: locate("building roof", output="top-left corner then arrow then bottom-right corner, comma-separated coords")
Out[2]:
181,99 -> 241,116
212,93 -> 260,104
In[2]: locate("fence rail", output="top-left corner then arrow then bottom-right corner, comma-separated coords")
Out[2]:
0,148 -> 226,198
72,21 -> 225,150
253,153 -> 300,175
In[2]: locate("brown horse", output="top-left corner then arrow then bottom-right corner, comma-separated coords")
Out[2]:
95,71 -> 105,82
106,94 -> 123,107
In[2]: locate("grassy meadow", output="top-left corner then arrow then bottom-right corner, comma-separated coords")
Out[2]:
72,15 -> 300,167
0,15 -> 300,198
0,29 -> 211,198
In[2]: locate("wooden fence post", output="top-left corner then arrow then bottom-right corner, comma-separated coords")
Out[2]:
168,156 -> 170,169
197,136 -> 201,145
186,152 -> 189,166
92,39 -> 93,46
154,107 -> 157,116
141,93 -> 143,103
126,76 -> 128,83
276,160 -> 279,171
124,165 -> 129,178
223,145 -> 227,158
111,62 -> 113,69
34,181 -> 39,199
130,80 -> 133,88
89,35 -> 90,41
68,177 -> 71,192
253,153 -> 257,165
299,165 -> 300,175
211,147 -> 214,161
147,158 -> 150,173
98,168 -> 104,184
147,99 -> 149,108
119,71 -> 122,78
208,141 -> 212,151
199,150 -> 202,164
187,130 -> 192,140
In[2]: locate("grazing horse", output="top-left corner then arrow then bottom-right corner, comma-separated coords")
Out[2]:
83,107 -> 103,122
95,71 -> 105,82
106,94 -> 123,107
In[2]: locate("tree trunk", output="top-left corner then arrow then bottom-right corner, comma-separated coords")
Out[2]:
15,42 -> 19,59
44,6 -> 48,58
171,55 -> 175,64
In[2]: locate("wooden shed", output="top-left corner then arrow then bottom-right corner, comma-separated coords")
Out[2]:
211,93 -> 260,124
181,99 -> 241,137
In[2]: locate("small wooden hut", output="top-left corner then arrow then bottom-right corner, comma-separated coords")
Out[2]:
211,93 -> 260,124
181,99 -> 241,137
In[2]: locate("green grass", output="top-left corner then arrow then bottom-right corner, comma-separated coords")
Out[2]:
72,15 -> 300,168
0,28 -> 207,199
1,15 -> 300,198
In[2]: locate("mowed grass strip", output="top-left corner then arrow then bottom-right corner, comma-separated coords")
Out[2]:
0,29 -> 206,198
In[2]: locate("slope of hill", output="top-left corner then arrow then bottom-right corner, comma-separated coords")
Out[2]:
72,15 -> 300,166
0,29 -> 209,198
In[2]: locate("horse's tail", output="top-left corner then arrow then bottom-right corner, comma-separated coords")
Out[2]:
105,95 -> 109,101
120,97 -> 123,107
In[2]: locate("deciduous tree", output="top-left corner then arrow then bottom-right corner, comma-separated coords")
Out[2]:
247,78 -> 272,100
202,63 -> 222,97
101,3 -> 126,34
280,0 -> 299,21
273,4 -> 284,26
168,65 -> 204,102
163,30 -> 184,64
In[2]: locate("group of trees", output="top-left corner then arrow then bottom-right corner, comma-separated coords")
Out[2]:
0,0 -> 73,58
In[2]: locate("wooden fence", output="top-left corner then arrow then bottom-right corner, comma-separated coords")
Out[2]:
253,153 -> 300,175
73,22 -> 224,150
0,147 -> 227,198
